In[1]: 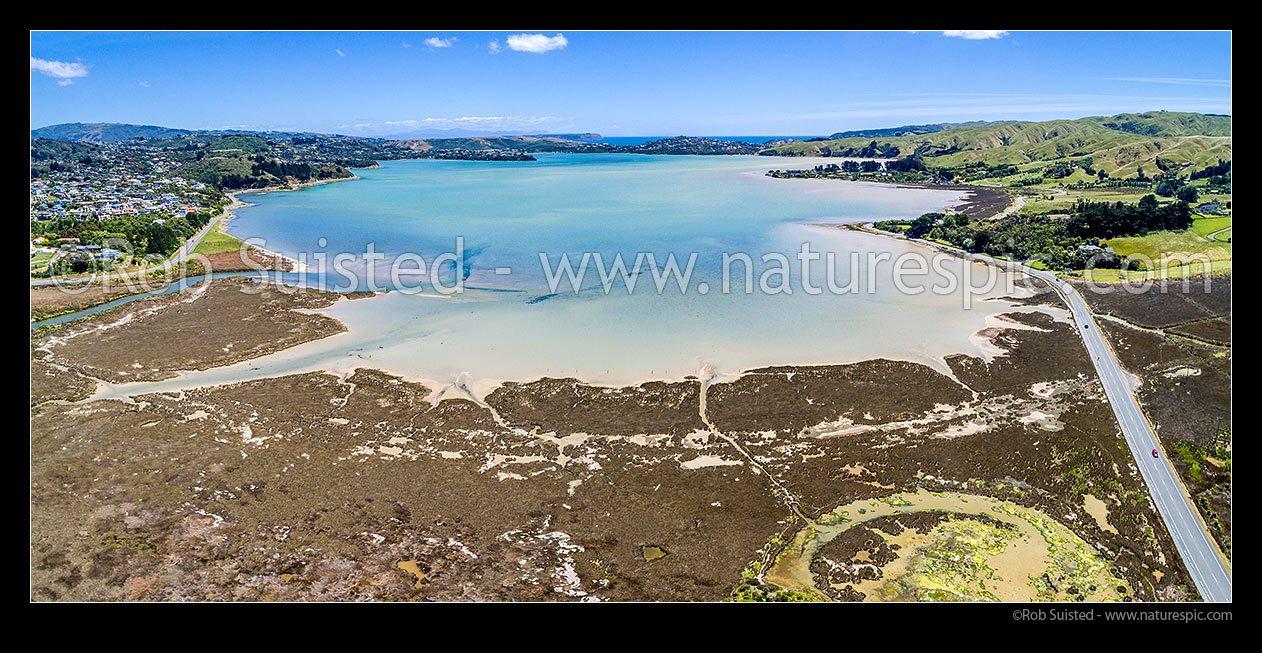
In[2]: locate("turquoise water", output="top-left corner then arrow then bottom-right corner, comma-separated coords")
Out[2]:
226,154 -> 966,294
93,154 -> 1048,399
597,136 -> 816,146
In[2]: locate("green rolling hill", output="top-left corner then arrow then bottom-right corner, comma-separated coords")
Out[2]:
393,135 -> 602,153
762,111 -> 1231,178
30,122 -> 193,142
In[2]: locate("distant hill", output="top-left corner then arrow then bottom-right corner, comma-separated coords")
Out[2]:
170,134 -> 353,189
31,122 -> 193,142
1093,112 -> 1231,137
765,111 -> 1231,178
827,120 -> 1017,140
525,133 -> 603,142
394,134 -> 764,156
32,112 -> 1232,176
394,135 -> 604,153
628,136 -> 764,155
31,123 -> 358,143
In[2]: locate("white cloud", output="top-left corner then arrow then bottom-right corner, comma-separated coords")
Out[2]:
488,40 -> 501,54
30,57 -> 88,85
335,49 -> 345,57
504,33 -> 567,53
137,80 -> 152,87
385,116 -> 563,128
942,30 -> 1008,40
1101,77 -> 1231,88
424,37 -> 457,48
337,115 -> 573,136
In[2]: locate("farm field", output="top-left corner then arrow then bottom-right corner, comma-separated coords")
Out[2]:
1105,227 -> 1231,271
1018,188 -> 1156,215
1191,215 -> 1232,242
191,229 -> 247,256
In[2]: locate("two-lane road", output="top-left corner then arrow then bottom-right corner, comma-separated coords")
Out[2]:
1027,269 -> 1232,602
862,222 -> 1231,602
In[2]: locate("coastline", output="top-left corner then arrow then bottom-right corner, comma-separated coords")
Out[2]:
886,181 -> 1015,221
231,171 -> 363,197
136,161 -> 1039,396
754,161 -> 1016,221
32,186 -> 258,287
78,246 -> 1049,406
819,220 -> 1031,277
36,178 -> 1195,602
219,172 -> 369,273
38,184 -> 1065,404
40,159 -> 1034,397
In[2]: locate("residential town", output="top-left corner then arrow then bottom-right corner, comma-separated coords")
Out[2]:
28,132 -> 414,276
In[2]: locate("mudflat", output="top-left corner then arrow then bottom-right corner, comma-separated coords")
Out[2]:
31,283 -> 162,323
33,278 -> 347,395
30,278 -> 1198,601
1071,277 -> 1231,561
895,183 -> 1013,220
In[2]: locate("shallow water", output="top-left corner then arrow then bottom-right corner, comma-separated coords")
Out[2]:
93,155 -> 1042,399
226,154 -> 968,293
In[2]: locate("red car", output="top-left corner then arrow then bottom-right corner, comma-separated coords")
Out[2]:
1151,448 -> 1160,459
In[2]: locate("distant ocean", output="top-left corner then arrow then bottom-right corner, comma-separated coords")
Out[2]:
597,136 -> 818,146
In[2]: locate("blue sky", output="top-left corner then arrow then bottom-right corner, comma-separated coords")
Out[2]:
30,30 -> 1232,137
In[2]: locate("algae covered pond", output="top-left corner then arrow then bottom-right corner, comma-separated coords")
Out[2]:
764,489 -> 1129,602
